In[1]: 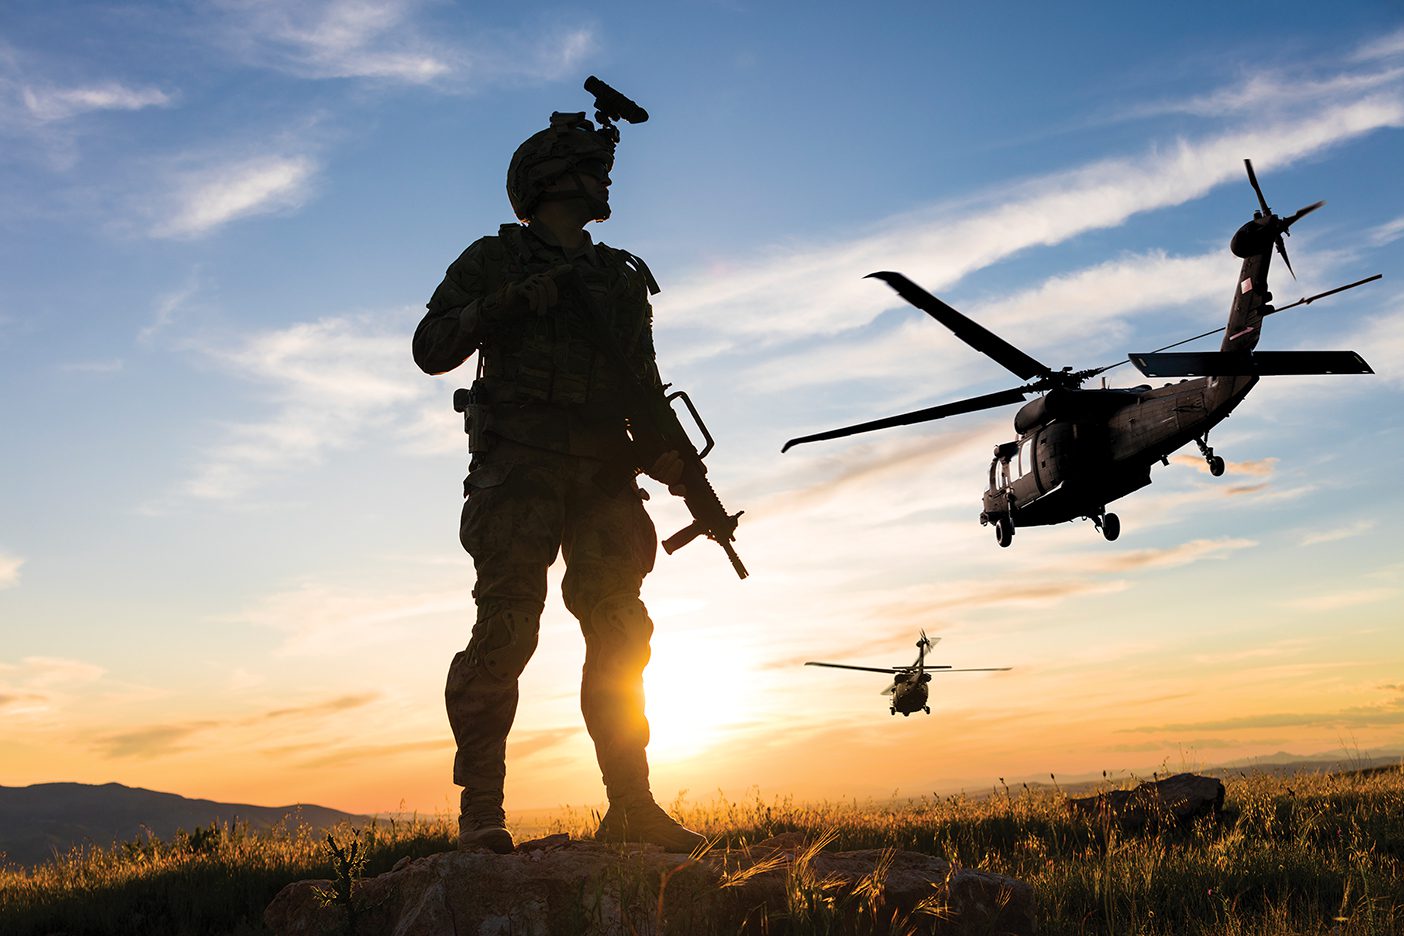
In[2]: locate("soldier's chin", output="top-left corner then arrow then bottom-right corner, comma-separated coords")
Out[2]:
588,197 -> 611,222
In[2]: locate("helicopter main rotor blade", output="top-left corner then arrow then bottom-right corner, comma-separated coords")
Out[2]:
805,662 -> 904,674
866,272 -> 1054,381
1244,158 -> 1271,216
1267,273 -> 1382,315
782,386 -> 1030,452
931,667 -> 1013,673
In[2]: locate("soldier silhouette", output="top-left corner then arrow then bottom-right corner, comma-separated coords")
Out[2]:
413,103 -> 703,854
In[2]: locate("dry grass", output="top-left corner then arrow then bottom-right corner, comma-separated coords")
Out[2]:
2,767 -> 1400,935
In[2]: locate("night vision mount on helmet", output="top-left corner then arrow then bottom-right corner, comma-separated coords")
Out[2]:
505,76 -> 649,222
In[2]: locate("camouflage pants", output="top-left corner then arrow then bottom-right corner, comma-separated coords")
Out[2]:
447,442 -> 658,802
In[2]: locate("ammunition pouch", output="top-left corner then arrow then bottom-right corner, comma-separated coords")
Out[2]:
453,382 -> 494,454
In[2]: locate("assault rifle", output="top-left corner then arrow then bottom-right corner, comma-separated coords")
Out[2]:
557,269 -> 748,580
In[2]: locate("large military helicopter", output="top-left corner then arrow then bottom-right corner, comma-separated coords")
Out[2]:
805,632 -> 1011,716
783,160 -> 1379,547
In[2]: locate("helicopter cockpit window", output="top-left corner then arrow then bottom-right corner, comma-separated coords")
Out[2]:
1019,438 -> 1035,476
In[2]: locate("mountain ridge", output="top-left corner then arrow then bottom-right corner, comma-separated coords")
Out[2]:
0,781 -> 370,869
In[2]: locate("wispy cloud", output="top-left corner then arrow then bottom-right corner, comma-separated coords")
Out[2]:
220,580 -> 469,656
152,153 -> 318,239
92,721 -> 216,758
660,94 -> 1404,356
1340,298 -> 1404,388
1367,214 -> 1404,247
1299,518 -> 1376,547
210,0 -> 595,86
21,81 -> 171,122
182,309 -> 431,498
140,272 -> 204,345
1127,68 -> 1404,120
0,552 -> 23,589
0,656 -> 106,688
0,656 -> 106,718
295,737 -> 447,769
0,691 -> 47,715
1353,27 -> 1404,63
1283,587 -> 1397,612
0,41 -> 174,173
510,727 -> 581,760
1132,705 -> 1404,733
262,692 -> 379,720
213,0 -> 450,83
746,249 -> 1234,394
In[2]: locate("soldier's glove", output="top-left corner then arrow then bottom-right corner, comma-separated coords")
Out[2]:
500,265 -> 575,317
644,450 -> 701,498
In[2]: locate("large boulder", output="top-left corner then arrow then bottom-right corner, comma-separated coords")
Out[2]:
1066,772 -> 1224,832
265,833 -> 1035,935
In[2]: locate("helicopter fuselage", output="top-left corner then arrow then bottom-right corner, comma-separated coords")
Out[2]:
889,672 -> 932,716
981,373 -> 1257,528
981,249 -> 1270,533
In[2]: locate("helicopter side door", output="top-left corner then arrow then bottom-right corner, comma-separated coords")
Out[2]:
1009,423 -> 1075,504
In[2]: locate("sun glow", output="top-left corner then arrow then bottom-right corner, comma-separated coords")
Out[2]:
642,628 -> 759,762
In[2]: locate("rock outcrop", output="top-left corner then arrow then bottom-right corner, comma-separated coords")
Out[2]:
265,832 -> 1035,935
1066,772 -> 1224,832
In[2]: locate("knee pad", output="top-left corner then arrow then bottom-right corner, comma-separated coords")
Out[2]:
466,603 -> 540,680
585,593 -> 654,664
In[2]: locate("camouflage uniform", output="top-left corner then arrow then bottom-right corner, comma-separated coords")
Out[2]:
414,216 -> 674,842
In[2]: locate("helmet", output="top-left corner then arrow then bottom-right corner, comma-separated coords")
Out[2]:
506,111 -> 615,222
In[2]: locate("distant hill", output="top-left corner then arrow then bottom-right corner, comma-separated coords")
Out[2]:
0,782 -> 370,869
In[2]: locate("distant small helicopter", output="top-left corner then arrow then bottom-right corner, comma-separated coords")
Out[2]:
805,632 -> 1011,716
784,160 -> 1379,547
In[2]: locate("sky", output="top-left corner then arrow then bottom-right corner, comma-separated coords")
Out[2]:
2,1 -> 1402,818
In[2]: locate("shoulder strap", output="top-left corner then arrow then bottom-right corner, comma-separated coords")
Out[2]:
497,223 -> 533,267
596,241 -> 661,295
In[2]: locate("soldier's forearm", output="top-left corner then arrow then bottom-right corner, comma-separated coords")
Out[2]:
413,305 -> 484,375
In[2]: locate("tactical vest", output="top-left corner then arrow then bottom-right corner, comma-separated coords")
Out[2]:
472,224 -> 661,455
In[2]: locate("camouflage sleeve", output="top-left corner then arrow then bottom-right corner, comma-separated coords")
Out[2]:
413,238 -> 512,376
638,295 -> 664,390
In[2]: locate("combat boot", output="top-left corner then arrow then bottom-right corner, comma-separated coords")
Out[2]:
458,789 -> 514,854
595,793 -> 705,853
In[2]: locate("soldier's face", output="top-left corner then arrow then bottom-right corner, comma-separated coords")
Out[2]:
574,159 -> 611,204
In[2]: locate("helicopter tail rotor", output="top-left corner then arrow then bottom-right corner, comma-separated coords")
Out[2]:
1240,159 -> 1325,280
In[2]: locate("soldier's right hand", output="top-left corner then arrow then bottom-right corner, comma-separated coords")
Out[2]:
502,272 -> 560,315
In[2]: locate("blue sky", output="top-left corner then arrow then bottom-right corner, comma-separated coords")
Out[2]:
2,1 -> 1402,814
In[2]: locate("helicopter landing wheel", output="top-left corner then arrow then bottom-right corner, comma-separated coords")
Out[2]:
923,705 -> 931,714
1101,512 -> 1120,541
1208,455 -> 1226,477
995,517 -> 1014,548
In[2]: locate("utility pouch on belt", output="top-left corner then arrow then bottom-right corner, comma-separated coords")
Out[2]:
452,381 -> 493,454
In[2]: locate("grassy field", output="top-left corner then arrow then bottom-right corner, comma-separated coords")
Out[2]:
2,766 -> 1400,935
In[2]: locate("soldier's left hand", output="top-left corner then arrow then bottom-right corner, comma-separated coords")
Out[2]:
646,450 -> 690,497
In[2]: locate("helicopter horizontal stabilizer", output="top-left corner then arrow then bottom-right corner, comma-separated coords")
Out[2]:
1129,350 -> 1373,377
